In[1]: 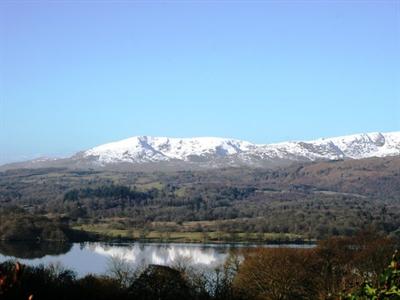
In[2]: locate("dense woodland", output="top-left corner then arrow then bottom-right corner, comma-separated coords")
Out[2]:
1,232 -> 399,300
0,207 -> 91,242
0,156 -> 400,240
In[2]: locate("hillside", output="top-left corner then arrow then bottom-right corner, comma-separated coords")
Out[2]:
1,156 -> 399,240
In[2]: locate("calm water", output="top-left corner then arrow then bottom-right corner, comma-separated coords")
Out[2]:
0,242 -> 314,277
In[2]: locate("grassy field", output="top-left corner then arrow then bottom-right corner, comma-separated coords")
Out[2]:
73,223 -> 309,243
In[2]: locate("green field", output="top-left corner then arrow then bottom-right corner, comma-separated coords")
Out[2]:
73,223 -> 309,243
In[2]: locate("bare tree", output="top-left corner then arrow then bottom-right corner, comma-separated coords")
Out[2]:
106,255 -> 139,287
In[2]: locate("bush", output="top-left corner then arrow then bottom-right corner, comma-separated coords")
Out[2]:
343,250 -> 400,300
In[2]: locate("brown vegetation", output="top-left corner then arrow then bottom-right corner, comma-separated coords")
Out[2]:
232,232 -> 396,300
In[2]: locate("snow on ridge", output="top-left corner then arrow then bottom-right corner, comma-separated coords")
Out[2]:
83,136 -> 255,164
309,132 -> 400,159
82,132 -> 400,165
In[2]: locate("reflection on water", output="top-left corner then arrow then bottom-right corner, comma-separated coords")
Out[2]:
89,243 -> 227,266
0,242 -> 314,277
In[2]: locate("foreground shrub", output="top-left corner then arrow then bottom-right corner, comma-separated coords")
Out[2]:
0,261 -> 130,300
315,231 -> 396,298
129,265 -> 195,300
343,250 -> 400,300
233,248 -> 318,300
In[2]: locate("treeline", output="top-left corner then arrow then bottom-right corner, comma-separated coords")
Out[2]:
60,183 -> 400,240
64,185 -> 156,203
0,232 -> 399,300
0,208 -> 89,242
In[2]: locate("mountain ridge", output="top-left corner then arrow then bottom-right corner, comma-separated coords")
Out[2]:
2,131 -> 400,170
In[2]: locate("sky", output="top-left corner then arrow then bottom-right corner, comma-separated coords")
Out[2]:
0,0 -> 399,164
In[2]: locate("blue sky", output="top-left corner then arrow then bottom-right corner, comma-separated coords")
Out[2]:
0,1 -> 399,163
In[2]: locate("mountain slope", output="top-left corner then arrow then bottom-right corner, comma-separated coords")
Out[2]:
2,131 -> 400,170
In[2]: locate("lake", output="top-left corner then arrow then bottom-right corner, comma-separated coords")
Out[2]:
0,242 -> 315,277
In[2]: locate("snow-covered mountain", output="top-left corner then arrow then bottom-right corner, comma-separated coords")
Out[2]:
77,131 -> 400,167
81,136 -> 256,164
2,132 -> 400,170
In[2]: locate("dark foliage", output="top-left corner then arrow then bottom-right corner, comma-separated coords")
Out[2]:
64,185 -> 154,203
130,265 -> 195,300
0,209 -> 90,242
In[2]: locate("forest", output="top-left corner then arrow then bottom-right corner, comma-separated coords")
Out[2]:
0,156 -> 399,241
